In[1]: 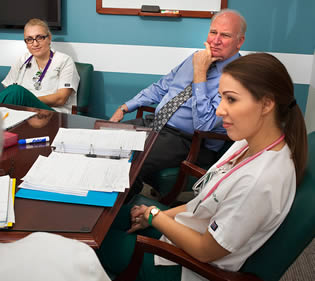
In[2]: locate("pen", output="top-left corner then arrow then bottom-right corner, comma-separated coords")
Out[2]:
85,154 -> 121,160
18,136 -> 50,145
2,112 -> 9,120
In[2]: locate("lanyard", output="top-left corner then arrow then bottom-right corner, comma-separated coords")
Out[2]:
19,55 -> 33,70
34,50 -> 54,90
193,134 -> 285,213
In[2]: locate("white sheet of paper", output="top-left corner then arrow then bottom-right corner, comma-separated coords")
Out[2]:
0,175 -> 10,222
21,152 -> 131,195
6,178 -> 15,223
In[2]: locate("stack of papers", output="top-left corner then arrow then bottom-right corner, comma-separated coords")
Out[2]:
15,127 -> 148,207
20,152 -> 131,195
0,107 -> 36,130
0,175 -> 16,228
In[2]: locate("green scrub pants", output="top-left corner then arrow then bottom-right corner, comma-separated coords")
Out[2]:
97,204 -> 181,281
0,84 -> 54,111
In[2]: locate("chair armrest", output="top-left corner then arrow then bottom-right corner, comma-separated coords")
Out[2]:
136,106 -> 155,118
181,160 -> 207,178
71,105 -> 88,115
114,235 -> 262,281
94,120 -> 136,130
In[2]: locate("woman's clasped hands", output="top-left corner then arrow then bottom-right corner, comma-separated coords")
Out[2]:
127,204 -> 151,233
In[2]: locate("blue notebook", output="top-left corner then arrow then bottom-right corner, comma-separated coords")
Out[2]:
16,188 -> 118,207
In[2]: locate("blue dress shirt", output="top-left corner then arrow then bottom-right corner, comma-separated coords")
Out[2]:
125,52 -> 240,151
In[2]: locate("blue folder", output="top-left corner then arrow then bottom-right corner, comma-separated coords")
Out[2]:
16,188 -> 118,207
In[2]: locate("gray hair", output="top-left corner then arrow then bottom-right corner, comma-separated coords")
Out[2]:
212,9 -> 247,38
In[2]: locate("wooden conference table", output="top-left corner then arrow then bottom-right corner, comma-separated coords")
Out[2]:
0,105 -> 157,248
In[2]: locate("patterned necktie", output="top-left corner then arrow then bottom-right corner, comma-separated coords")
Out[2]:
152,84 -> 192,132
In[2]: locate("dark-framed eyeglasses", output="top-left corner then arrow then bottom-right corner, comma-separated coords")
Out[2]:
24,34 -> 49,44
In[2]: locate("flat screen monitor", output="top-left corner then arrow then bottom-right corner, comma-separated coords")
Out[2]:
0,0 -> 61,30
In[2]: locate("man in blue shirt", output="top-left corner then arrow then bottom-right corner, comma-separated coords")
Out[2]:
110,9 -> 246,198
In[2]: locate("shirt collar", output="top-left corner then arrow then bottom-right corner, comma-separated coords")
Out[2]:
215,52 -> 241,73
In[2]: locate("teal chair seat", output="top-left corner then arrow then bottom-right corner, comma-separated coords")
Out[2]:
72,62 -> 94,115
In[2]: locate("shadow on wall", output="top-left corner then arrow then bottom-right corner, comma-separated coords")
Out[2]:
271,0 -> 315,54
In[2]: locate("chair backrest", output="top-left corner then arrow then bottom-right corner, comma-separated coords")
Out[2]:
241,131 -> 315,281
74,62 -> 94,115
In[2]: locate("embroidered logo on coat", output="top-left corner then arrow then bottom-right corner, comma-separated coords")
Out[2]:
210,221 -> 218,231
64,83 -> 70,87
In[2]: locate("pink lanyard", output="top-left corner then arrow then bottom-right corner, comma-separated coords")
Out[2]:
199,134 -> 285,204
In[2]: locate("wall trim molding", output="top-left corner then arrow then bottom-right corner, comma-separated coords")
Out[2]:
0,40 -> 312,85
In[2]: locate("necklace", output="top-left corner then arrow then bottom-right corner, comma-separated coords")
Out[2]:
34,50 -> 54,90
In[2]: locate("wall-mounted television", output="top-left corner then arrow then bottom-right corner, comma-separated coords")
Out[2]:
0,0 -> 61,30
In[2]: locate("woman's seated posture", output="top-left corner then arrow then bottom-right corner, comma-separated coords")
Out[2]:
0,18 -> 79,114
98,53 -> 308,281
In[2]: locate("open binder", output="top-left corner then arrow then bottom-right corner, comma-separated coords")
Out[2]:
16,125 -> 149,207
51,127 -> 147,159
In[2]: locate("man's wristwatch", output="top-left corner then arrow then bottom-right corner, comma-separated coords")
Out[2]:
148,207 -> 160,226
119,106 -> 127,114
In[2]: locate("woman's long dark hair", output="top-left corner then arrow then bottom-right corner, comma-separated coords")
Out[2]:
223,53 -> 308,185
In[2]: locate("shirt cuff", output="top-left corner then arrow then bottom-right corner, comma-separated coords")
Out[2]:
192,81 -> 208,98
125,100 -> 138,112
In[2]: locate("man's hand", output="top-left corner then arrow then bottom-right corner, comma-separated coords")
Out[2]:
193,42 -> 219,83
109,104 -> 128,122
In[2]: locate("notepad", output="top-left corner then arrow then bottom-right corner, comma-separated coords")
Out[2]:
0,176 -> 16,228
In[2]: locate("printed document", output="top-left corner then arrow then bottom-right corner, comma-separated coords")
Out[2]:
20,152 -> 131,195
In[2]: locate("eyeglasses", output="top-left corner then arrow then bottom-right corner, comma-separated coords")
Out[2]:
24,34 -> 49,44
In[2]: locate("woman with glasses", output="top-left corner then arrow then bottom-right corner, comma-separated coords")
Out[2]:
0,18 -> 79,114
98,53 -> 308,281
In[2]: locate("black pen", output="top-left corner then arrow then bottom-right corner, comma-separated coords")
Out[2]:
85,153 -> 121,160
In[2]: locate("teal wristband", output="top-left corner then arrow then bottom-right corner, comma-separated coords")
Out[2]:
148,213 -> 153,226
148,207 -> 160,226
